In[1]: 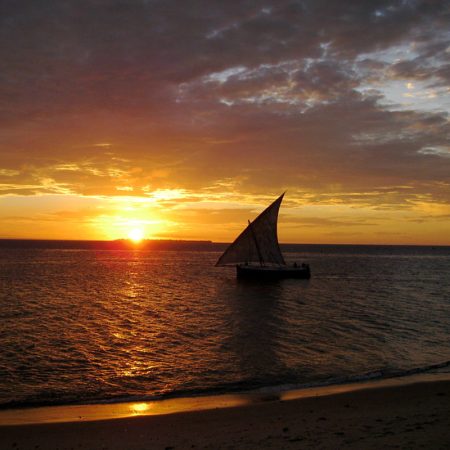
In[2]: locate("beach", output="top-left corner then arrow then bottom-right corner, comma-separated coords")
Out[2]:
1,377 -> 449,449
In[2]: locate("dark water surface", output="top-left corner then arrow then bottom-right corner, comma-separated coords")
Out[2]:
1,245 -> 449,409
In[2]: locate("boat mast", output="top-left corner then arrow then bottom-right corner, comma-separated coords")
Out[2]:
248,220 -> 264,266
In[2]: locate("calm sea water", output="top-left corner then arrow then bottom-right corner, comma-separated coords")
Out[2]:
1,245 -> 449,409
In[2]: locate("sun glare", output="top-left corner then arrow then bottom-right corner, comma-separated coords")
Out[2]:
128,228 -> 144,243
131,402 -> 149,414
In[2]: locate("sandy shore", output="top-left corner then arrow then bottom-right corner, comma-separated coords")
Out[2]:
1,378 -> 449,449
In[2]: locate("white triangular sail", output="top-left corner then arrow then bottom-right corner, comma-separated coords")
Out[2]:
215,193 -> 286,267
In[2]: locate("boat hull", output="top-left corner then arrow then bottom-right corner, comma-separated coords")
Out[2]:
236,264 -> 311,280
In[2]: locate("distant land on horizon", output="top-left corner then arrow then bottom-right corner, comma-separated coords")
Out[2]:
0,239 -> 449,254
0,238 -> 218,252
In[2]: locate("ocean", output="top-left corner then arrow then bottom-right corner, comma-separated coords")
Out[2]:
1,243 -> 449,410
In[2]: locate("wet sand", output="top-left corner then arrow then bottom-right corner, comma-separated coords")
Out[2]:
1,378 -> 449,449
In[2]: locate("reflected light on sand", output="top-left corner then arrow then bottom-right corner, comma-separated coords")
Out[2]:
2,373 -> 450,425
130,403 -> 150,414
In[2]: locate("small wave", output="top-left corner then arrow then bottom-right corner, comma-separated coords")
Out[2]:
2,360 -> 449,411
250,360 -> 450,396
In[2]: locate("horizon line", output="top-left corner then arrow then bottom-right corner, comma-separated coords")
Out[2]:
0,238 -> 449,248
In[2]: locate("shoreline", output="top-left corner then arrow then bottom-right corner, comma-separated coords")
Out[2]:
1,374 -> 449,449
1,371 -> 450,426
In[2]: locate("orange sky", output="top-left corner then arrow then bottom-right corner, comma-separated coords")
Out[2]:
1,1 -> 449,245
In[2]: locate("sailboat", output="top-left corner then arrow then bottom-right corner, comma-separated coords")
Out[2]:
215,193 -> 311,279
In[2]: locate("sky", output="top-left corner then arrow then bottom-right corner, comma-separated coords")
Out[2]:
1,0 -> 449,244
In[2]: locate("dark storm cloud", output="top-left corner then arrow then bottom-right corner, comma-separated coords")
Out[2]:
1,0 -> 449,207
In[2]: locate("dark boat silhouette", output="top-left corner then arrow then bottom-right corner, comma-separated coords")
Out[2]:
216,193 -> 311,279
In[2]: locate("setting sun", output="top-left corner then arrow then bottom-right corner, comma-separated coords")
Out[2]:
128,228 -> 144,243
